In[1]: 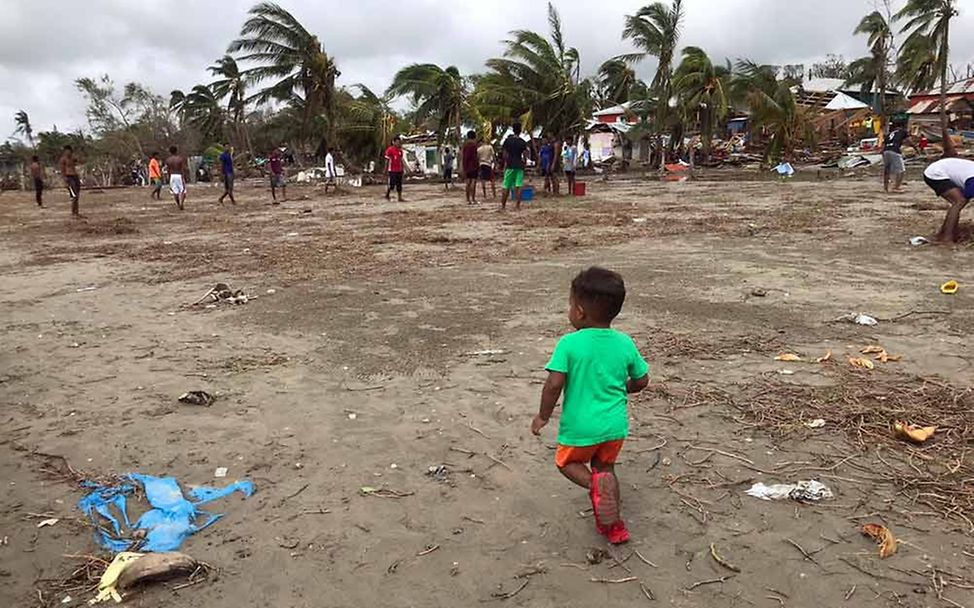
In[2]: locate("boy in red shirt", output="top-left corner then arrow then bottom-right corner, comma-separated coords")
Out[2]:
532,267 -> 650,544
385,136 -> 405,202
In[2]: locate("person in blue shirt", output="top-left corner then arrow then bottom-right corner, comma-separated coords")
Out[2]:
539,138 -> 554,193
218,144 -> 236,205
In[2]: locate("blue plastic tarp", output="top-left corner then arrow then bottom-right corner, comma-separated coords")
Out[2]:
78,473 -> 255,553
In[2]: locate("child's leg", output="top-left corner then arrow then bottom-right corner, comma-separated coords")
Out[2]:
558,462 -> 592,489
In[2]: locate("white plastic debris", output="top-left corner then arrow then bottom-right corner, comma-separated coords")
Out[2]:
214,467 -> 228,478
909,236 -> 930,246
347,413 -> 357,420
746,480 -> 834,502
804,419 -> 826,429
37,518 -> 59,528
854,314 -> 878,326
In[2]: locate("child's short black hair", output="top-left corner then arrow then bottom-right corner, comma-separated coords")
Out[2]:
571,267 -> 626,323
169,145 -> 177,154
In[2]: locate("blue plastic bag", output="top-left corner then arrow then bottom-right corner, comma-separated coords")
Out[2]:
78,474 -> 255,553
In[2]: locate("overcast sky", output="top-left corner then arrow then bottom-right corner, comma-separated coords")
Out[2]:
3,0 -> 974,141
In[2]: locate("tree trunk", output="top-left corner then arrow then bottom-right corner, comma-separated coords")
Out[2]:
940,22 -> 957,158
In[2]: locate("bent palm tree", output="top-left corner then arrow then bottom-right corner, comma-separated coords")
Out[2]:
14,110 -> 34,148
747,81 -> 814,164
674,47 -> 729,159
850,10 -> 893,124
171,86 -> 225,143
480,3 -> 593,148
387,64 -> 468,145
208,55 -> 253,154
622,0 -> 685,169
895,0 -> 958,155
228,2 -> 340,150
598,59 -> 639,106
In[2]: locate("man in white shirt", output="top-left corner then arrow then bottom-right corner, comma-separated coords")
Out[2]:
324,147 -> 337,193
923,157 -> 974,243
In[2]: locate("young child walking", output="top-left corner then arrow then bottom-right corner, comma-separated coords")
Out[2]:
531,267 -> 649,544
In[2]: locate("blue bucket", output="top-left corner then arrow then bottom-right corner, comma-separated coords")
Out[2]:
521,186 -> 535,201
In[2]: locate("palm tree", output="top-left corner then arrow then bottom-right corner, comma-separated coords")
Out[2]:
849,11 -> 894,127
228,2 -> 341,151
895,0 -> 958,155
208,55 -> 253,155
13,110 -> 34,148
341,85 -> 399,167
387,64 -> 469,145
171,86 -> 225,143
895,33 -> 939,93
480,3 -> 593,150
622,0 -> 685,169
745,78 -> 815,163
673,47 -> 730,159
598,59 -> 640,106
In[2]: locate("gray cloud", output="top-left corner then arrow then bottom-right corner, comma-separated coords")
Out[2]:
3,0 -> 974,139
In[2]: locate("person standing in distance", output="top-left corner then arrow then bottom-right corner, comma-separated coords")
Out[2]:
269,147 -> 287,203
385,136 -> 406,202
165,145 -> 189,210
59,145 -> 81,216
30,155 -> 45,207
461,131 -> 480,204
218,144 -> 236,204
500,123 -> 528,211
324,147 -> 337,194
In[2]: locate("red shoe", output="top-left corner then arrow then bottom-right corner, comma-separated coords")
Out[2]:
606,520 -> 631,545
590,472 -> 620,532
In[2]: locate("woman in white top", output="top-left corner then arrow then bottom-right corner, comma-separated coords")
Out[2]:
923,158 -> 974,242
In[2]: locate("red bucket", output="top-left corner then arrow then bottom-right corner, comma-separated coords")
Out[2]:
573,181 -> 587,196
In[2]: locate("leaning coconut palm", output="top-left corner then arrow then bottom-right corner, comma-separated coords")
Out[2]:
894,33 -> 939,94
228,2 -> 340,151
208,55 -> 253,156
170,86 -> 225,144
597,59 -> 642,106
340,85 -> 400,167
621,0 -> 685,169
849,10 -> 894,125
387,64 -> 469,145
673,47 -> 730,160
14,110 -> 34,148
746,80 -> 815,164
480,3 -> 593,154
895,0 -> 958,155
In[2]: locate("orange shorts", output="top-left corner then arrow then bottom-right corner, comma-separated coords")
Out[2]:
555,440 -> 624,468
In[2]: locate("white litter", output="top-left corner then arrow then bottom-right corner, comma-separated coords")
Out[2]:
214,467 -> 228,478
463,349 -> 507,356
37,518 -> 59,528
854,314 -> 878,326
746,480 -> 833,502
910,236 -> 930,246
347,413 -> 357,420
804,419 -> 826,429
76,286 -> 97,293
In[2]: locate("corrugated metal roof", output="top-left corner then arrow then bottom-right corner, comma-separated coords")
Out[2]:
912,78 -> 974,97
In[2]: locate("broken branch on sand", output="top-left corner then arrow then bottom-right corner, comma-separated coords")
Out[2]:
684,444 -> 754,466
634,550 -> 658,568
639,582 -> 656,601
590,576 -> 638,584
685,575 -> 735,591
784,538 -> 819,565
482,579 -> 529,602
709,543 -> 741,572
463,421 -> 491,439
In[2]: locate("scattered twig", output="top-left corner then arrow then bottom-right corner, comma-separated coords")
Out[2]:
636,438 -> 667,453
279,483 -> 309,505
844,585 -> 856,601
685,444 -> 754,465
590,576 -> 638,584
482,579 -> 529,602
685,575 -> 734,590
784,538 -> 819,565
634,550 -> 658,568
462,516 -> 485,524
559,563 -> 589,571
416,544 -> 440,557
464,421 -> 491,439
484,452 -> 512,471
639,582 -> 656,601
710,543 -> 741,572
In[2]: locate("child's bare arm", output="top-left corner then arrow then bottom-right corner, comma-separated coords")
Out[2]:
627,374 -> 649,394
532,371 -> 565,435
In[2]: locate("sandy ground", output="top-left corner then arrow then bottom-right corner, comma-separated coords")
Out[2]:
2,173 -> 974,608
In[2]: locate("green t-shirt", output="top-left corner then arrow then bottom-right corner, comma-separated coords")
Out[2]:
545,328 -> 649,446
